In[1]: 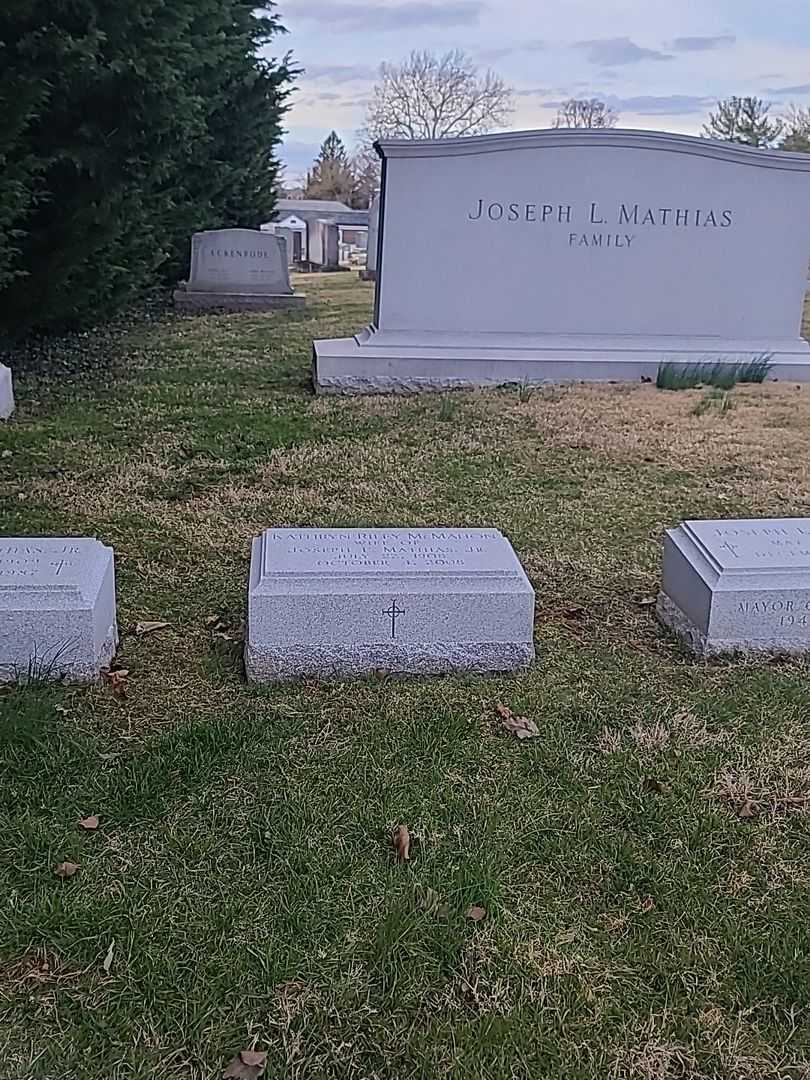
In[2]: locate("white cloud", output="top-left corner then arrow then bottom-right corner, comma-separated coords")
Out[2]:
668,35 -> 736,52
287,0 -> 484,32
304,63 -> 378,83
575,37 -> 673,66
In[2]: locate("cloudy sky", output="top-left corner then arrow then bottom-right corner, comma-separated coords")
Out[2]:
273,0 -> 810,181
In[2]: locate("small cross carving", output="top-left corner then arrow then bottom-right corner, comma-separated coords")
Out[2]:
383,599 -> 406,640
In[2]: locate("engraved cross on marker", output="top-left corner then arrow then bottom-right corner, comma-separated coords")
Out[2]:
383,599 -> 406,640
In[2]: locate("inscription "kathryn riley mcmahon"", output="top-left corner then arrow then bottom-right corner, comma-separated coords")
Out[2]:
468,200 -> 734,229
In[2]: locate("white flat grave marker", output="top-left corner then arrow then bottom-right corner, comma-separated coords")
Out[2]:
0,538 -> 118,681
658,518 -> 810,655
246,528 -> 535,680
0,364 -> 13,419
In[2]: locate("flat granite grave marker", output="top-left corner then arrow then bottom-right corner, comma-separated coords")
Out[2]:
0,538 -> 118,681
246,528 -> 535,680
174,228 -> 305,312
658,518 -> 810,655
315,129 -> 810,393
0,364 -> 13,419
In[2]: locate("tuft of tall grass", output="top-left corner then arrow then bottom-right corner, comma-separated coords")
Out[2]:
692,388 -> 736,416
657,355 -> 772,391
437,395 -> 458,421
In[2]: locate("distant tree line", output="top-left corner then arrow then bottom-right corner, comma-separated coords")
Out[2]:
0,0 -> 295,336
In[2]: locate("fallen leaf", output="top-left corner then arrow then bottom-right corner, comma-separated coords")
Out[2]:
640,896 -> 655,913
134,621 -> 170,637
392,824 -> 411,863
563,605 -> 588,620
737,799 -> 758,819
223,1049 -> 267,1079
642,777 -> 670,795
466,904 -> 487,923
635,596 -> 657,609
79,815 -> 99,831
207,614 -> 232,635
240,1052 -> 268,1069
1,449 -> 12,459
54,862 -> 79,879
495,703 -> 540,740
102,940 -> 114,974
101,668 -> 129,699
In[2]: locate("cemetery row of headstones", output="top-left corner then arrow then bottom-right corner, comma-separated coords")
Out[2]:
2,522 -> 810,684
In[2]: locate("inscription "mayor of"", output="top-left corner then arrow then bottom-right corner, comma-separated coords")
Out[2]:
738,598 -> 810,615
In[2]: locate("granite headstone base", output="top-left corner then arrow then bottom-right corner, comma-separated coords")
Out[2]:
314,329 -> 810,394
246,528 -> 535,681
658,518 -> 810,656
173,288 -> 305,313
0,364 -> 14,419
0,538 -> 118,681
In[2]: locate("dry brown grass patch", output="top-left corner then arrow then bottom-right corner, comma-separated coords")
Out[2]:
473,383 -> 810,492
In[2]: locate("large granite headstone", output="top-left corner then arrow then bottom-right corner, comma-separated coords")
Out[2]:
174,228 -> 305,312
0,365 -> 13,419
658,518 -> 810,655
315,129 -> 810,393
246,528 -> 535,680
0,538 -> 118,681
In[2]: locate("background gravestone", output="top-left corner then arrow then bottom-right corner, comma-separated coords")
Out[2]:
0,538 -> 118,681
359,194 -> 379,282
658,518 -> 810,655
174,228 -> 305,312
246,527 -> 535,680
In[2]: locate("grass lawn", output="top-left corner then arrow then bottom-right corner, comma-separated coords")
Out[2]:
2,273 -> 810,1079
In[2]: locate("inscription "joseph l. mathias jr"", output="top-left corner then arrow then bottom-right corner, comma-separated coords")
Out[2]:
468,200 -> 734,228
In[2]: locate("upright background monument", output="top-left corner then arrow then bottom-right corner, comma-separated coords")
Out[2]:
314,129 -> 810,393
174,228 -> 304,313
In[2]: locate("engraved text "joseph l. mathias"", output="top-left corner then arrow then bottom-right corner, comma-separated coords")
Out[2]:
467,200 -> 734,228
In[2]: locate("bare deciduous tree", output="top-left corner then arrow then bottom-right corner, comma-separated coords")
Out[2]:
553,98 -> 619,129
364,49 -> 513,141
350,144 -> 380,208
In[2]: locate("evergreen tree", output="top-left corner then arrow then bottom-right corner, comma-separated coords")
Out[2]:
702,96 -> 783,147
0,0 -> 294,335
780,104 -> 810,152
304,132 -> 356,205
318,131 -> 350,167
